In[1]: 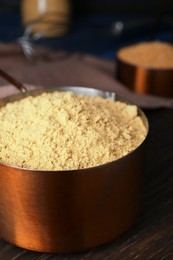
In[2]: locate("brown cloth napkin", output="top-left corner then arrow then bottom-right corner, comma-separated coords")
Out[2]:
0,43 -> 173,109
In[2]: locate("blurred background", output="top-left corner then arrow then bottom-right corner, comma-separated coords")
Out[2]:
0,0 -> 173,59
1,0 -> 173,14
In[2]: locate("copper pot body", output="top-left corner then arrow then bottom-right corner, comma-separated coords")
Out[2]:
0,87 -> 148,253
116,58 -> 173,97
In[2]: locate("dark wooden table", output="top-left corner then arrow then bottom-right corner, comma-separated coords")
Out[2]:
0,108 -> 173,260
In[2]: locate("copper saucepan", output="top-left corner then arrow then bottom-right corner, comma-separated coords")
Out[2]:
116,56 -> 173,98
0,83 -> 149,253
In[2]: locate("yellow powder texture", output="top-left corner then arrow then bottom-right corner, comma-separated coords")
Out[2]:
0,91 -> 147,170
117,41 -> 173,68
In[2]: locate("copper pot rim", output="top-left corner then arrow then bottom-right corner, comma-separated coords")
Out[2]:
0,85 -> 149,173
116,56 -> 173,72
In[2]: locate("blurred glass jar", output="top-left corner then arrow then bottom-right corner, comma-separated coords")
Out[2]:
21,0 -> 71,38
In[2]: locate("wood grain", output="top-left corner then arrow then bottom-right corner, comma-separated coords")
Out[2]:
0,108 -> 173,259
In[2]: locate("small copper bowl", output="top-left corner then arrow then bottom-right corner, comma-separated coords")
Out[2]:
116,56 -> 173,98
0,86 -> 149,253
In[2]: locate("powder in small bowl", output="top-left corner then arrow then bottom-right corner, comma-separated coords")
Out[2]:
117,41 -> 173,69
0,91 -> 147,170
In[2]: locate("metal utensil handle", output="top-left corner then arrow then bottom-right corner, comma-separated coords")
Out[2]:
0,68 -> 27,93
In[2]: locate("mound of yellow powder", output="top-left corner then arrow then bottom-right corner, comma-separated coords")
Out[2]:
117,41 -> 173,68
0,91 -> 147,170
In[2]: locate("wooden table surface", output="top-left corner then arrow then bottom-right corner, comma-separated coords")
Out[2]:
0,108 -> 173,260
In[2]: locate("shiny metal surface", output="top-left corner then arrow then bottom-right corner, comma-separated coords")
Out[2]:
116,58 -> 173,97
0,86 -> 148,253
